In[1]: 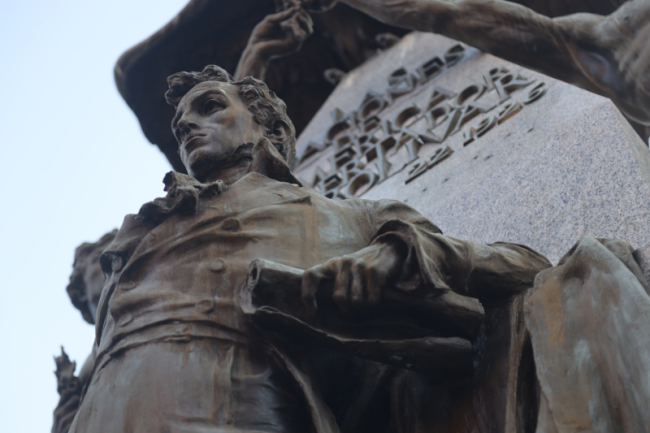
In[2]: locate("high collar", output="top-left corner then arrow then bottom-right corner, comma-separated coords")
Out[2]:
136,139 -> 301,225
244,138 -> 302,187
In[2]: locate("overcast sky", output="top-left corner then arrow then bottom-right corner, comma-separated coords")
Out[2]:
0,1 -> 189,430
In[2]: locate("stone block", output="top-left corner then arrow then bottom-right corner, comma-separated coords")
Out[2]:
294,32 -> 650,265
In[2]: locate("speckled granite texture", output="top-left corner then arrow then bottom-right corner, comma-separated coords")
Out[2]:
294,33 -> 650,265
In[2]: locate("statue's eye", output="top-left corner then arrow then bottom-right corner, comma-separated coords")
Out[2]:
204,99 -> 223,114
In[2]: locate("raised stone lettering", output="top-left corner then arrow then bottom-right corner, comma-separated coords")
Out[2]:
483,66 -> 510,90
417,56 -> 445,84
345,170 -> 379,196
523,82 -> 547,104
405,159 -> 429,184
443,43 -> 465,67
475,115 -> 497,137
497,101 -> 523,124
426,103 -> 455,129
463,127 -> 476,146
452,100 -> 496,134
387,68 -> 417,99
454,83 -> 487,108
493,72 -> 535,102
363,136 -> 395,182
394,104 -> 422,128
428,145 -> 454,168
427,86 -> 456,110
326,118 -> 352,142
359,96 -> 388,119
405,145 -> 454,183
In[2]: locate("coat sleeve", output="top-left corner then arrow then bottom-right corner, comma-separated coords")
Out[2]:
362,199 -> 552,302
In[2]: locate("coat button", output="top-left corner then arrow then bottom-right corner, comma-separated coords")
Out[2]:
111,256 -> 124,273
208,259 -> 225,273
222,218 -> 241,232
121,314 -> 134,326
173,322 -> 190,334
196,299 -> 215,313
120,281 -> 137,291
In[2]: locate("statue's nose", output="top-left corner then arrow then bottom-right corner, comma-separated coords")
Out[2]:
177,112 -> 199,133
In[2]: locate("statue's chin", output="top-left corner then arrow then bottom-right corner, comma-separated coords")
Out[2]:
186,148 -> 225,181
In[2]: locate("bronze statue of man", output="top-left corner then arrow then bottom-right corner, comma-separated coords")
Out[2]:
68,65 -> 549,432
337,0 -> 650,140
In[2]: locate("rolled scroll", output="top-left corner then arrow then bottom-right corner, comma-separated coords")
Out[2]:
242,259 -> 485,340
241,259 -> 485,379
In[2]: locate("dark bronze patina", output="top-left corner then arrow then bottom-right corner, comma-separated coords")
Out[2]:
52,232 -> 117,433
66,66 -> 552,432
53,2 -> 650,430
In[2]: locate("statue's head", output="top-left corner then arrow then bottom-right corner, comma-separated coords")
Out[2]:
67,230 -> 117,324
165,65 -> 296,181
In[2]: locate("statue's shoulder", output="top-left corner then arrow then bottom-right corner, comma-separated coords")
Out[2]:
98,214 -> 155,272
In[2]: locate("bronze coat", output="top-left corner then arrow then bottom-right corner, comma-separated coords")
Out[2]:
71,145 -> 550,433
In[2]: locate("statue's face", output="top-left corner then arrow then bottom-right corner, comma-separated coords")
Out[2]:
172,81 -> 264,180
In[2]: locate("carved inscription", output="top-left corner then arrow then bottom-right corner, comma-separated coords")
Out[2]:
296,45 -> 547,199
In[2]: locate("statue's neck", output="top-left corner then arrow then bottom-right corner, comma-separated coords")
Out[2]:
201,159 -> 251,185
197,142 -> 255,185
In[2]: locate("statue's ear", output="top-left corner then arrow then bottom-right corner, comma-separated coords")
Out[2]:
266,120 -> 291,145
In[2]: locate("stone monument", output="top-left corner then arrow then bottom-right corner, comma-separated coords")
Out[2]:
293,32 -> 650,264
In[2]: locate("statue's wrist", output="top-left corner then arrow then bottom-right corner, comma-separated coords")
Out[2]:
236,46 -> 271,80
245,44 -> 273,63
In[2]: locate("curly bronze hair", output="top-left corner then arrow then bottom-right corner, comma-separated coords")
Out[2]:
165,65 -> 296,163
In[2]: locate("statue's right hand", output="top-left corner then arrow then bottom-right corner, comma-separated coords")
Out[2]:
300,242 -> 405,317
248,6 -> 314,61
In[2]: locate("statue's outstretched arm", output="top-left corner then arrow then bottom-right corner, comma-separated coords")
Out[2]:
340,0 -> 650,124
300,199 -> 551,316
340,0 -> 593,85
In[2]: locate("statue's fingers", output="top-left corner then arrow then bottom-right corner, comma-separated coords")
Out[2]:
294,18 -> 313,41
295,9 -> 314,34
301,264 -> 331,314
290,15 -> 305,40
332,258 -> 353,313
365,266 -> 382,307
265,6 -> 299,24
350,259 -> 367,311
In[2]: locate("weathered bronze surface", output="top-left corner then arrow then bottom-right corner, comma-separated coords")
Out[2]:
338,0 -> 650,142
526,237 -> 650,431
52,348 -> 82,433
66,230 -> 117,325
64,66 -> 557,432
